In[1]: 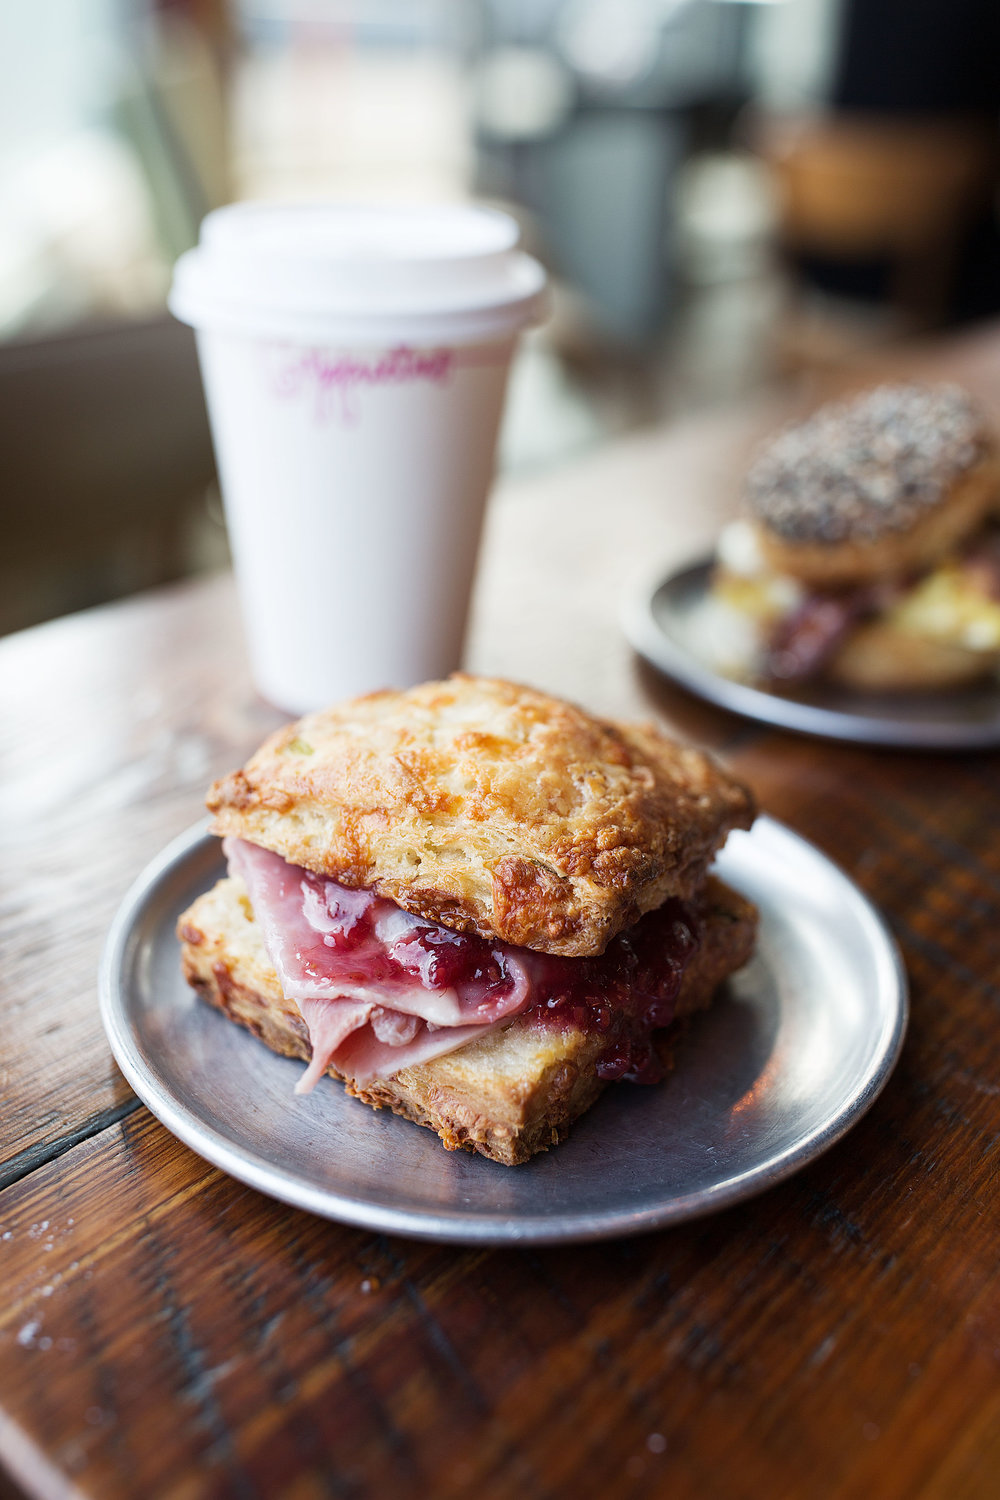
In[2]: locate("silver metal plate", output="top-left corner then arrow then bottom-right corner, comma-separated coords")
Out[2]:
100,817 -> 907,1244
623,558 -> 1000,749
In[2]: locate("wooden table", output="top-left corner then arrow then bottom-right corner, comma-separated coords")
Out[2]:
4,326 -> 1000,1500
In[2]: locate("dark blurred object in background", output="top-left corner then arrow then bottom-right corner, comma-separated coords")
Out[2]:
758,114 -> 997,331
833,0 -> 1000,325
756,0 -> 1000,363
834,0 -> 1000,115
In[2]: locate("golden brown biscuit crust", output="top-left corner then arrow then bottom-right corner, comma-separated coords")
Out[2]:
207,675 -> 754,958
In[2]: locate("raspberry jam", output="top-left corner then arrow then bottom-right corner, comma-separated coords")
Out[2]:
298,864 -> 701,1084
521,899 -> 701,1084
300,868 -> 517,998
228,837 -> 701,1082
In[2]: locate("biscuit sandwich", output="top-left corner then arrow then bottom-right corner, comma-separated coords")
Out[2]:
699,383 -> 1000,691
177,675 -> 756,1164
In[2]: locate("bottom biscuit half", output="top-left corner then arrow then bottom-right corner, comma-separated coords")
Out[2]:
177,875 -> 757,1166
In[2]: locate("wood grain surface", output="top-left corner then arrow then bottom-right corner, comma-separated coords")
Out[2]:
3,327 -> 1000,1500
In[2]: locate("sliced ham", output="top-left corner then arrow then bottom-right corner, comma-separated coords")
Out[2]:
225,838 -> 531,1087
225,837 -> 705,1095
324,1015 -> 493,1091
295,998 -> 374,1094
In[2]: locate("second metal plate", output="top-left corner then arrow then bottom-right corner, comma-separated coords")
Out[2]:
623,558 -> 1000,748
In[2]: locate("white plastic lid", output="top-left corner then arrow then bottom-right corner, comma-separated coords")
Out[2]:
169,200 -> 548,346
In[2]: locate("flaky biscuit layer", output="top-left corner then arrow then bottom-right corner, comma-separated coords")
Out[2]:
208,675 -> 754,958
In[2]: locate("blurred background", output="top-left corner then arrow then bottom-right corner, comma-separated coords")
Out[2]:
3,0 -> 999,637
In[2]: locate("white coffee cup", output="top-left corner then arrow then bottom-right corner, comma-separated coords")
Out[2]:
169,201 -> 546,714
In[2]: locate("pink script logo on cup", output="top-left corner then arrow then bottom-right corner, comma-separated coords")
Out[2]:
264,344 -> 456,425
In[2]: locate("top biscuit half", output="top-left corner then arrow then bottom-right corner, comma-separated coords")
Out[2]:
207,675 -> 754,958
744,383 -> 1000,588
